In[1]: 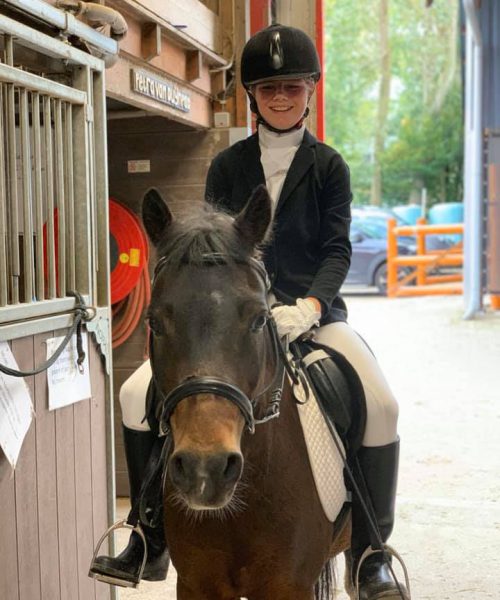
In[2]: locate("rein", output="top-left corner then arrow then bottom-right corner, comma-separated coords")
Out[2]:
150,252 -> 299,436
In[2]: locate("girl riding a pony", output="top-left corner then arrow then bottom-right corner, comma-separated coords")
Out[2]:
91,24 -> 409,600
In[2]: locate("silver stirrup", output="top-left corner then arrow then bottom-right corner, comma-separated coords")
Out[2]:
355,544 -> 411,600
88,520 -> 148,588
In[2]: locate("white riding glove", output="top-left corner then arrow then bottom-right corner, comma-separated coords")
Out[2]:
271,298 -> 322,342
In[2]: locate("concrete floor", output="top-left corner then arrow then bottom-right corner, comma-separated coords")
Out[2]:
114,293 -> 500,600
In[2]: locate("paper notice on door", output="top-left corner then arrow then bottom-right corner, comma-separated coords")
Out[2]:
0,342 -> 34,469
47,331 -> 92,410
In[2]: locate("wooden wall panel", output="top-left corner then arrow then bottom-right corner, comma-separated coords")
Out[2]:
74,394 -> 98,600
12,336 -> 42,600
0,332 -> 111,600
55,404 -> 79,597
34,332 -> 61,600
0,347 -> 20,600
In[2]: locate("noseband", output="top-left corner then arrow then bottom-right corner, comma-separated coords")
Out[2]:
150,252 -> 292,435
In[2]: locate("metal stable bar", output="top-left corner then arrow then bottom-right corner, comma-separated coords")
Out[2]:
87,76 -> 98,303
0,62 -> 87,104
3,0 -> 118,57
20,87 -> 34,302
0,313 -> 73,342
32,92 -> 45,301
0,302 -> 94,343
54,98 -> 66,297
72,65 -> 92,298
5,36 -> 19,304
93,69 -> 111,308
44,96 -> 57,299
0,294 -> 91,326
0,84 -> 8,306
64,102 -> 76,291
0,14 -> 106,72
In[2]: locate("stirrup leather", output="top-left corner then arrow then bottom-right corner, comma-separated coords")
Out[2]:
355,544 -> 411,600
88,519 -> 148,588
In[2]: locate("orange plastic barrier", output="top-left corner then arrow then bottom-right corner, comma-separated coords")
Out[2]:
387,217 -> 464,298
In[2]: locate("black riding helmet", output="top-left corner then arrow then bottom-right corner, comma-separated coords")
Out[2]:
241,24 -> 321,86
240,24 -> 321,132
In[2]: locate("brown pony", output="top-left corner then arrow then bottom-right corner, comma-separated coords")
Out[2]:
142,186 -> 351,600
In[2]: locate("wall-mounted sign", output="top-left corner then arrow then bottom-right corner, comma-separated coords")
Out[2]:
131,68 -> 191,113
127,160 -> 150,173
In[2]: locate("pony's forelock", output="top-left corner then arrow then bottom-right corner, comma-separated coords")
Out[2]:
155,202 -> 260,267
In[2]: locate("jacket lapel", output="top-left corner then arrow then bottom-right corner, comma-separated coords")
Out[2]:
275,129 -> 316,216
242,133 -> 266,193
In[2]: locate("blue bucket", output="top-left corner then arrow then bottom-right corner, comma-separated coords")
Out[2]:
393,204 -> 422,225
429,203 -> 463,243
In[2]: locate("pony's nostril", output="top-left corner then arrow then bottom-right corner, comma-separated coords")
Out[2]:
223,452 -> 243,484
169,452 -> 193,491
173,455 -> 185,476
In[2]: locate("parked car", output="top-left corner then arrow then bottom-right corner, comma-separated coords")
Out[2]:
344,209 -> 453,294
345,217 -> 414,294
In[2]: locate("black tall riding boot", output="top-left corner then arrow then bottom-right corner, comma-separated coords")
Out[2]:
346,438 -> 409,600
89,426 -> 169,587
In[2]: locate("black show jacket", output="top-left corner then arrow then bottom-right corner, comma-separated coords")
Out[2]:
205,128 -> 352,323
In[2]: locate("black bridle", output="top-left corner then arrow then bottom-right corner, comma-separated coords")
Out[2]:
150,252 -> 299,435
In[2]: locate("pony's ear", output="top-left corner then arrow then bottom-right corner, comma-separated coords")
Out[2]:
234,184 -> 272,248
142,188 -> 173,246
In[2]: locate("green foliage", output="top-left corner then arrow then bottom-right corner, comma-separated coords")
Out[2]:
325,0 -> 463,206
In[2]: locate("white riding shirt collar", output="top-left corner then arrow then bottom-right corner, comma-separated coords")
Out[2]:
258,124 -> 305,206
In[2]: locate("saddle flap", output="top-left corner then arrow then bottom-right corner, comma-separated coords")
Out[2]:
292,338 -> 367,455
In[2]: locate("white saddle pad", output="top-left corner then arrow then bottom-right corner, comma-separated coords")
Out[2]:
292,377 -> 348,522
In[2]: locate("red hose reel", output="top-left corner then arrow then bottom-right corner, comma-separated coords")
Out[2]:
109,198 -> 150,349
109,198 -> 149,305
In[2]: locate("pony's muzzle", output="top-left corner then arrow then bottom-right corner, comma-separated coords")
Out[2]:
169,451 -> 243,508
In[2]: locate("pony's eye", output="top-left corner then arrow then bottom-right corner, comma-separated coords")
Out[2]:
251,313 -> 268,333
147,316 -> 164,336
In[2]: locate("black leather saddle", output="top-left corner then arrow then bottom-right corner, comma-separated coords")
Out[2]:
291,338 -> 367,461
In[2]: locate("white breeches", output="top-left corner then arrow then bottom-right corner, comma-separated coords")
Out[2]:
120,322 -> 398,447
120,359 -> 152,432
313,322 -> 398,447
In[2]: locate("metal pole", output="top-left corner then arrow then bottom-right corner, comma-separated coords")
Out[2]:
463,0 -> 483,319
0,84 -> 8,306
5,36 -> 19,304
44,96 -> 57,299
72,66 -> 92,298
20,87 -> 34,302
64,103 -> 76,291
54,98 -> 66,297
32,92 -> 45,301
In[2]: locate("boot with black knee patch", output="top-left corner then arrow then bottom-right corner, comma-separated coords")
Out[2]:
89,426 -> 169,587
346,439 -> 409,600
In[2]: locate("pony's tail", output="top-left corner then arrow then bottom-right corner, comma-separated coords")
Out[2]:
314,559 -> 336,600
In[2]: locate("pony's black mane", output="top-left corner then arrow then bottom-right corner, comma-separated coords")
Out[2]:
156,202 -> 256,268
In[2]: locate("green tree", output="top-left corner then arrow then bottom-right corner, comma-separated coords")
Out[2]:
325,0 -> 463,207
